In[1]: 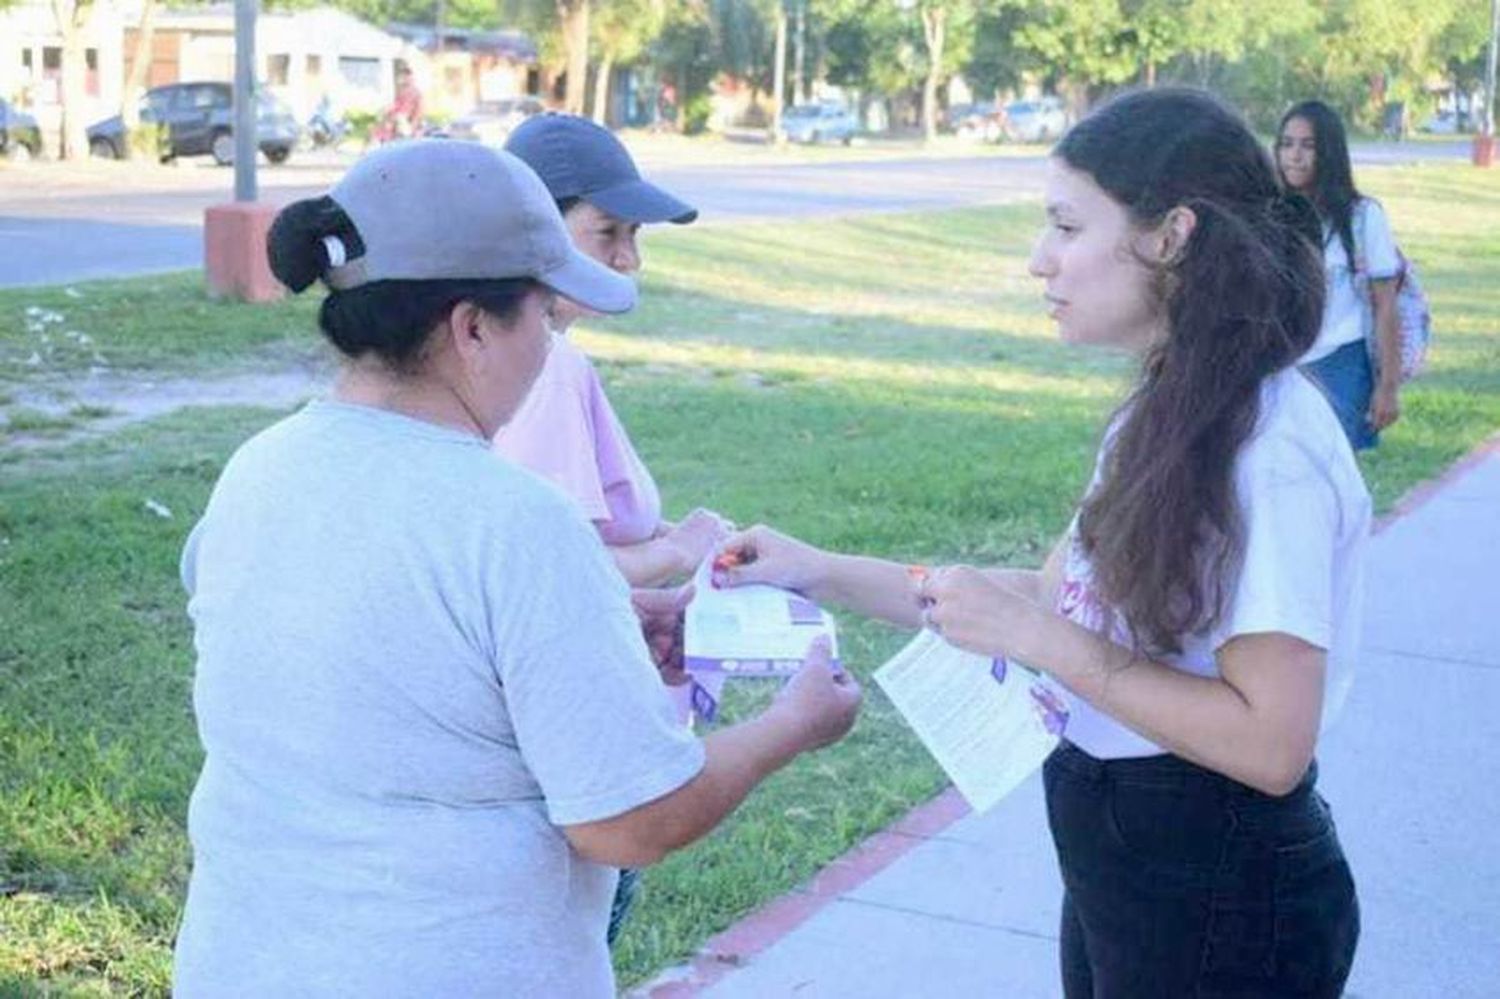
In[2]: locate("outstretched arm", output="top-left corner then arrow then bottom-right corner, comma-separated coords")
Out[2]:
922,566 -> 1324,796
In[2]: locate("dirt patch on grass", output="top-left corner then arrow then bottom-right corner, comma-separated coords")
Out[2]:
3,363 -> 330,450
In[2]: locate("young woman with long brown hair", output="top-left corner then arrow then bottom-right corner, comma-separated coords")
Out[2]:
716,88 -> 1366,996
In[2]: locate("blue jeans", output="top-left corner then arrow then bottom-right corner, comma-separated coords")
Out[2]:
607,867 -> 640,947
1303,340 -> 1378,451
1044,742 -> 1359,998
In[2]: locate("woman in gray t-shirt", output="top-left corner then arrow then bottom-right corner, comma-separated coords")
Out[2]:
174,141 -> 860,997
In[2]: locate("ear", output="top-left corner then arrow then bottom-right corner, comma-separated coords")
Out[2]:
1155,206 -> 1198,265
445,300 -> 490,366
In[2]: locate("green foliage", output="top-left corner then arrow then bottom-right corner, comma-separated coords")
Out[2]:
682,90 -> 713,132
1013,0 -> 1140,91
594,0 -> 666,65
125,121 -> 168,160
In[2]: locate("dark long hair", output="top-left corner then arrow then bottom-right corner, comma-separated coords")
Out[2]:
267,195 -> 536,373
1276,100 -> 1361,264
1058,89 -> 1325,655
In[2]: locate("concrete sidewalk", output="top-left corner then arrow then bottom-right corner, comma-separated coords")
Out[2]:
638,437 -> 1500,999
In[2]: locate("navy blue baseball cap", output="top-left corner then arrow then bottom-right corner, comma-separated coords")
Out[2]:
504,113 -> 698,225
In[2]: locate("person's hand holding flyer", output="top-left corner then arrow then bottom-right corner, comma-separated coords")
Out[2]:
684,555 -> 839,678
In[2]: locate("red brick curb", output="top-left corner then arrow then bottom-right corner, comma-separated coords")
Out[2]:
638,788 -> 971,996
638,430 -> 1500,997
1373,430 -> 1500,535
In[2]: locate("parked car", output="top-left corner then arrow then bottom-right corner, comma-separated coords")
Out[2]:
1,98 -> 42,161
951,101 -> 1004,142
87,83 -> 300,166
779,102 -> 857,145
445,96 -> 546,145
1002,96 -> 1069,143
1419,110 -> 1471,135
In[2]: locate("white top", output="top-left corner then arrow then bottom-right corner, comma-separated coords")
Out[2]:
173,400 -> 704,998
1301,197 -> 1400,364
1050,369 -> 1371,760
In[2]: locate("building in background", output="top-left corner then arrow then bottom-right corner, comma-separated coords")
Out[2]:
0,0 -> 126,156
133,5 -> 410,121
383,23 -> 537,120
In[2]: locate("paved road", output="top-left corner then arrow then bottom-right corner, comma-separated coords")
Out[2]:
0,139 -> 1475,289
0,155 -> 1048,289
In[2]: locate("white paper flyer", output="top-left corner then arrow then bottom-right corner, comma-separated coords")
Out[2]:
683,558 -> 839,678
874,630 -> 1066,813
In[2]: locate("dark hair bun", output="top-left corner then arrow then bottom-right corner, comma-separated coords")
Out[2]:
267,196 -> 363,293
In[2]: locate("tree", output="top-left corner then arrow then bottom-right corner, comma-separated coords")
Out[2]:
964,3 -> 1038,99
591,0 -> 664,123
905,0 -> 976,140
505,0 -> 588,114
917,2 -> 946,141
1119,0 -> 1187,87
49,0 -> 97,160
649,0 -> 715,123
1012,0 -> 1138,106
120,0 -> 160,159
557,0 -> 590,113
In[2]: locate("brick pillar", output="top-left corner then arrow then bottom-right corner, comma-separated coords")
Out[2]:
1474,135 -> 1496,169
204,201 -> 285,302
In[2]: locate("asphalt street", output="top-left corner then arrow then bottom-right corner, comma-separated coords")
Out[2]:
0,139 -> 1475,289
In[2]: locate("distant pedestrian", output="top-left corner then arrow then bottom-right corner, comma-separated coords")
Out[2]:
1277,99 -> 1404,450
716,88 -> 1366,997
376,66 -> 424,143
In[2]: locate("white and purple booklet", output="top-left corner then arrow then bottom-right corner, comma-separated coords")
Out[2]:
683,557 -> 839,687
874,630 -> 1067,814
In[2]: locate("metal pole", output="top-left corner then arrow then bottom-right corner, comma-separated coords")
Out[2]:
233,0 -> 258,202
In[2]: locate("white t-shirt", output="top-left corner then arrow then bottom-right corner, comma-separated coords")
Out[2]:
1301,197 -> 1400,364
174,400 -> 704,998
1050,369 -> 1371,760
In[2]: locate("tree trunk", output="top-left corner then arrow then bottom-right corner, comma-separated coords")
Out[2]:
591,57 -> 612,125
52,0 -> 94,161
920,5 -> 946,145
772,6 -> 787,143
558,0 -> 590,115
121,0 -> 159,159
1145,60 -> 1156,88
793,0 -> 805,103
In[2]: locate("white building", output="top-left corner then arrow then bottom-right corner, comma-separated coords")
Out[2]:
0,0 -> 127,154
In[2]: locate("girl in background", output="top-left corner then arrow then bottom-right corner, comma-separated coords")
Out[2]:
1277,99 -> 1404,449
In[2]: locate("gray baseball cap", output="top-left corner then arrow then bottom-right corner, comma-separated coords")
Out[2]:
323,139 -> 637,314
505,113 -> 697,225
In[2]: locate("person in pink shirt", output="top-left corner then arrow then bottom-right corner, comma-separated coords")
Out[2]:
495,113 -> 732,588
497,114 -> 733,945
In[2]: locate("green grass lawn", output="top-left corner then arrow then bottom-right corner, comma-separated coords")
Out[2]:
2,163 -> 1497,993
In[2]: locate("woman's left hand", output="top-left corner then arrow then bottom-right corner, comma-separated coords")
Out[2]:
918,564 -> 1036,660
630,584 -> 693,686
1369,378 -> 1401,432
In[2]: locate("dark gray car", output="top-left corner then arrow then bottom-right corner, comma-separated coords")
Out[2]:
87,82 -> 300,165
1,98 -> 43,161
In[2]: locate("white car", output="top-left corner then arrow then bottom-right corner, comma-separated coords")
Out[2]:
779,103 -> 857,145
1003,97 -> 1069,143
1419,110 -> 1468,135
447,96 -> 545,145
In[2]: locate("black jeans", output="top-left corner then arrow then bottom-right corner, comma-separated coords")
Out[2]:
1044,742 -> 1359,998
